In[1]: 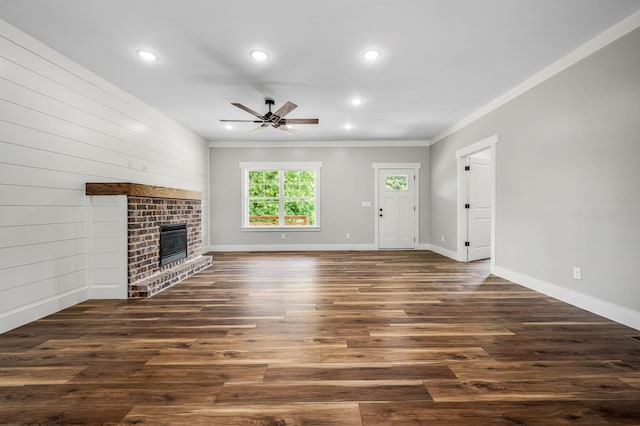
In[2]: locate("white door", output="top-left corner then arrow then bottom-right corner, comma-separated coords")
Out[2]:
466,156 -> 492,261
378,169 -> 415,249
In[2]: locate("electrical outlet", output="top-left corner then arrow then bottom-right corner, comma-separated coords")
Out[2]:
572,267 -> 582,280
441,235 -> 445,243
281,233 -> 286,240
346,233 -> 350,240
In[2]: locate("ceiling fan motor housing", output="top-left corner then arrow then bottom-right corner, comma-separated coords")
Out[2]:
264,98 -> 275,118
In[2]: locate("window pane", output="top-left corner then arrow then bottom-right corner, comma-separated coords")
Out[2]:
300,170 -> 315,196
284,170 -> 301,197
248,171 -> 264,197
249,171 -> 279,197
284,200 -> 315,226
285,170 -> 316,198
385,175 -> 408,191
248,200 -> 279,226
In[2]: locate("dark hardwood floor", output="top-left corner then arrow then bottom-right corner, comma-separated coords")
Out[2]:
1,251 -> 639,425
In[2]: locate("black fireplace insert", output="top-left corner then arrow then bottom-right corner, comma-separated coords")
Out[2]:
159,223 -> 187,266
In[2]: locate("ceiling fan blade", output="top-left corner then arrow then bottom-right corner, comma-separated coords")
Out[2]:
280,125 -> 298,135
250,124 -> 269,134
231,103 -> 265,119
219,119 -> 264,123
283,118 -> 319,125
273,101 -> 297,119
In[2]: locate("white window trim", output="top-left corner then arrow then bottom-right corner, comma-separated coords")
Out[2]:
239,162 -> 322,231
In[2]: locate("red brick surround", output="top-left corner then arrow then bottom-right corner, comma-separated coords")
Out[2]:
127,196 -> 211,298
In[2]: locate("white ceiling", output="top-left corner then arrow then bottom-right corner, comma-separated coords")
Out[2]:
1,0 -> 640,142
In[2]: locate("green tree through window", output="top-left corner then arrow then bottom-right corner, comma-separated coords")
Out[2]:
385,175 -> 408,191
243,164 -> 320,227
284,170 -> 315,225
247,171 -> 280,225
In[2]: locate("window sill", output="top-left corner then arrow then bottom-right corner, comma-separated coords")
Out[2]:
241,226 -> 321,232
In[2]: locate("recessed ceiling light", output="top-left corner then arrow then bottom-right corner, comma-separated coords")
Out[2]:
250,50 -> 269,61
224,124 -> 233,130
344,123 -> 353,130
351,98 -> 363,106
136,50 -> 158,62
363,49 -> 381,61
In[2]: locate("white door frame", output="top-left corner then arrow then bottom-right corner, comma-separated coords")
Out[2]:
455,135 -> 497,271
373,163 -> 421,249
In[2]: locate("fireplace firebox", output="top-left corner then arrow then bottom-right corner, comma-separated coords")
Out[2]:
159,223 -> 187,266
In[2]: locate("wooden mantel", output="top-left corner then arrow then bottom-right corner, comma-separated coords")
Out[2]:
86,182 -> 201,200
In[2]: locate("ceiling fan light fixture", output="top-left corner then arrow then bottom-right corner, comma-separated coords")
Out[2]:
136,50 -> 158,62
250,50 -> 269,61
363,49 -> 381,61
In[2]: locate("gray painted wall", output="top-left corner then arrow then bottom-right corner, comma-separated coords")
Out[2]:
430,28 -> 640,315
209,146 -> 429,248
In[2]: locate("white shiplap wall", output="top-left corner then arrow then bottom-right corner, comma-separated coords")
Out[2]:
0,19 -> 209,333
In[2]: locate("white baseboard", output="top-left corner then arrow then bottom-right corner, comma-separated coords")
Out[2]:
205,243 -> 378,252
0,287 -> 89,334
207,243 -> 437,252
427,244 -> 460,261
493,266 -> 640,332
89,284 -> 127,300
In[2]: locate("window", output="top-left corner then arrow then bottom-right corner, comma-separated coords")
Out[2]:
385,175 -> 408,191
240,162 -> 321,229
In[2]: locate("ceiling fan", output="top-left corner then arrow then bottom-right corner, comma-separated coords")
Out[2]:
220,98 -> 319,133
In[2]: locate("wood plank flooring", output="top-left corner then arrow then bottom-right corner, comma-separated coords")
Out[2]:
1,251 -> 640,425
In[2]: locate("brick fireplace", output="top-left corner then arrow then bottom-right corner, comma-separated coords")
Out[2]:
86,183 -> 212,299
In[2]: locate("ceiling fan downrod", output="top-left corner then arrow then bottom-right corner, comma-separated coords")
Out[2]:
264,98 -> 274,119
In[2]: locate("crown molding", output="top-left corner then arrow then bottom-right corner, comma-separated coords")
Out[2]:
209,140 -> 429,148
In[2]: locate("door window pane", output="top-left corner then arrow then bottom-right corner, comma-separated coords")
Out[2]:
385,175 -> 408,191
